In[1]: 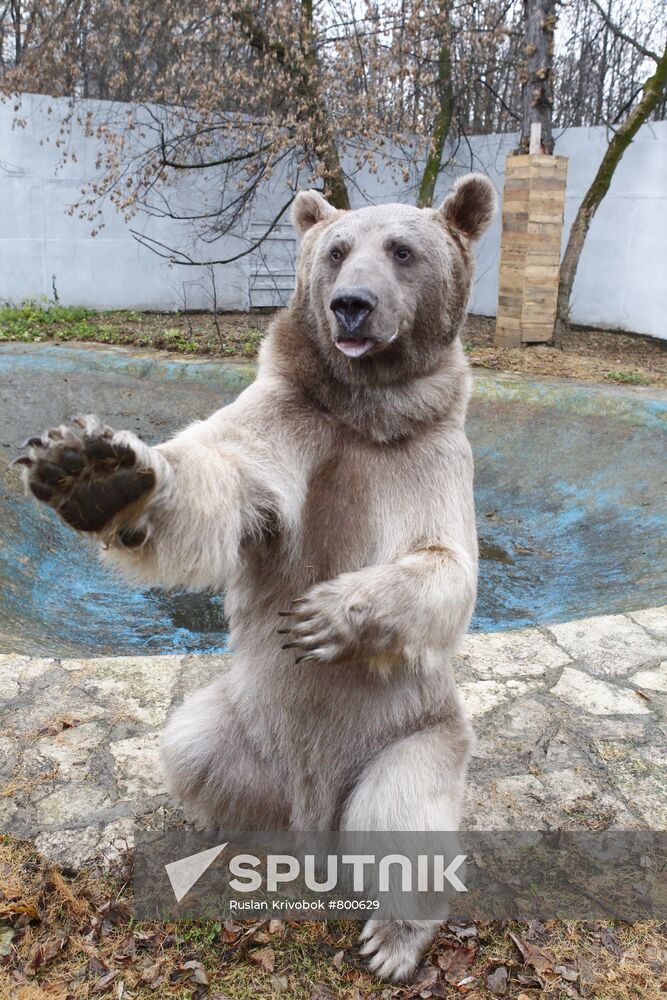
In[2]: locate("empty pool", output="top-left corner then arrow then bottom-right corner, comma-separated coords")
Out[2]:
1,343 -> 665,656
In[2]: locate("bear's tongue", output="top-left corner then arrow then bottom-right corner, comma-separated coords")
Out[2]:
336,338 -> 375,358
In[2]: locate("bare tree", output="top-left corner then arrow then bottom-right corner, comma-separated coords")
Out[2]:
555,38 -> 667,341
1,0 -> 361,260
417,2 -> 453,207
2,0 -> 513,248
552,0 -> 665,129
517,0 -> 557,153
1,0 -> 664,277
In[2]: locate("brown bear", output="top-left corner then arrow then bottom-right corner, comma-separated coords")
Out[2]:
16,173 -> 496,981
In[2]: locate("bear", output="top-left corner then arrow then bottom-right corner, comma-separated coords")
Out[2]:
16,172 -> 496,982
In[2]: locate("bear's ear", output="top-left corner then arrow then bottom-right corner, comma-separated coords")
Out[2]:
438,173 -> 497,241
291,190 -> 338,235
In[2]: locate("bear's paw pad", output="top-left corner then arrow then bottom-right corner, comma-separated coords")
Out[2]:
14,416 -> 155,532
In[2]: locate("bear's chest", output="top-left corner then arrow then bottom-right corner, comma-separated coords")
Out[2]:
298,440 -> 418,579
236,427 -> 450,606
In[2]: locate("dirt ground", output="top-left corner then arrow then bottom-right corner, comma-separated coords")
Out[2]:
1,836 -> 665,1000
463,317 -> 667,389
2,306 -> 665,389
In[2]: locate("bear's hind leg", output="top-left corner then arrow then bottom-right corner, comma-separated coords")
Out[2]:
162,677 -> 289,830
341,719 -> 472,982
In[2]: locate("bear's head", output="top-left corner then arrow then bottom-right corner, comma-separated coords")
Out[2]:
289,173 -> 496,386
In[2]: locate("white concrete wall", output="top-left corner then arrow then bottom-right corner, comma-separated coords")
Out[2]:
440,125 -> 667,339
0,95 -> 252,311
1,94 -> 665,338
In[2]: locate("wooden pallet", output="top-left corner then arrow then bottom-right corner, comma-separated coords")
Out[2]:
496,153 -> 568,346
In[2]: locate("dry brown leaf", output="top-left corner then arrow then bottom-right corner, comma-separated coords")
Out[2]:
182,959 -> 209,985
110,932 -> 136,966
89,955 -> 108,976
436,941 -> 477,985
332,949 -> 345,971
429,986 -> 450,998
140,959 -> 165,989
268,918 -> 286,935
486,964 -> 508,995
310,987 -> 337,1000
516,972 -> 542,987
0,900 -> 40,920
600,927 -> 621,956
92,969 -> 120,992
253,930 -> 271,944
448,923 -> 478,939
220,925 -> 241,943
408,964 -> 438,994
25,934 -> 67,976
250,946 -> 275,973
509,931 -> 554,977
223,919 -> 243,933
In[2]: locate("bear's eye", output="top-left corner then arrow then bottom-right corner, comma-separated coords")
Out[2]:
330,247 -> 344,262
393,245 -> 412,262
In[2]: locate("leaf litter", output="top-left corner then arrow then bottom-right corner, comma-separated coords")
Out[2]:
0,835 -> 665,998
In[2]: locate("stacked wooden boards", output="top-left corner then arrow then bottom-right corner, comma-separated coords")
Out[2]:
496,154 -> 568,346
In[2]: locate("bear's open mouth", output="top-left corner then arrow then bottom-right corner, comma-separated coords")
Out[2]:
335,337 -> 376,358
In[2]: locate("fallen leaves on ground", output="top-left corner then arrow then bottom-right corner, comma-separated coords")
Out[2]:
24,933 -> 68,976
436,939 -> 477,985
486,963 -> 509,995
249,945 -> 275,973
509,930 -> 555,978
1,835 -> 666,999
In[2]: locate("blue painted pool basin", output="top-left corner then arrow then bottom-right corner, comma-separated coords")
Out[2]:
1,343 -> 665,656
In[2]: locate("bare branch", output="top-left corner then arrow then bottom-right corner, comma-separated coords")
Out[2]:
588,0 -> 660,63
129,195 -> 296,266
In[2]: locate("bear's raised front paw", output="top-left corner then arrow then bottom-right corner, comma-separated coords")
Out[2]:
13,415 -> 155,533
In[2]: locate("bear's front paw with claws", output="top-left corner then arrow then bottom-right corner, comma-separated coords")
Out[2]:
277,574 -> 399,665
13,415 -> 156,534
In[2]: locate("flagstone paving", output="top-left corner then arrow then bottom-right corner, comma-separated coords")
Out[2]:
1,607 -> 665,868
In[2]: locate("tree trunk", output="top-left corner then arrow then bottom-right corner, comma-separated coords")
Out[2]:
518,0 -> 557,154
417,27 -> 452,208
12,0 -> 23,62
311,118 -> 351,209
300,0 -> 350,209
554,42 -> 667,343
234,0 -> 351,211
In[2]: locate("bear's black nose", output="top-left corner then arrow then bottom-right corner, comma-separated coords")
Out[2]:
330,287 -> 378,336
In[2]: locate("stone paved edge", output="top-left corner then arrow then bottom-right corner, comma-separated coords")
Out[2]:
0,607 -> 665,868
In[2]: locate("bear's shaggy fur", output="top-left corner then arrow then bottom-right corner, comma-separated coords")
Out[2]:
18,173 -> 496,981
